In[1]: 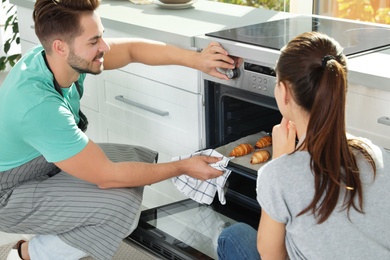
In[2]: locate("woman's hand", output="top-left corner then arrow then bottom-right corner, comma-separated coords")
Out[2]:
198,42 -> 242,80
272,117 -> 297,159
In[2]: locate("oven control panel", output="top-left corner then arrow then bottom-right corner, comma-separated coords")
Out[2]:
242,62 -> 277,98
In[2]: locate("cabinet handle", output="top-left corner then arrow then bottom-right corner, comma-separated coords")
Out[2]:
115,95 -> 169,116
378,116 -> 390,126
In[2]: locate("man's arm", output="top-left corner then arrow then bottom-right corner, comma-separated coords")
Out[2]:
102,38 -> 236,80
54,140 -> 223,188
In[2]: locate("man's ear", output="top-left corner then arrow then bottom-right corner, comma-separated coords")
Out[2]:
52,39 -> 68,57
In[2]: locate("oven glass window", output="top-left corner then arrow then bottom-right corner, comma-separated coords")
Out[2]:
145,202 -> 235,259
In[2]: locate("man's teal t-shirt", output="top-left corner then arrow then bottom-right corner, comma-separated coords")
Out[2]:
0,45 -> 89,171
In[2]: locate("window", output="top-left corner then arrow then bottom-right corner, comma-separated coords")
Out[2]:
314,0 -> 390,25
211,0 -> 390,25
209,0 -> 290,12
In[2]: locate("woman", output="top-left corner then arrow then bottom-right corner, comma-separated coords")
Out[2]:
217,31 -> 390,260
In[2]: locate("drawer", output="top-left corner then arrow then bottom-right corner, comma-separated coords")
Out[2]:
119,64 -> 199,93
103,28 -> 199,93
17,7 -> 39,45
346,84 -> 390,149
98,69 -> 202,159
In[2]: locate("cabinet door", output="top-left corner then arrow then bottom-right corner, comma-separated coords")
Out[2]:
346,84 -> 390,150
98,69 -> 202,162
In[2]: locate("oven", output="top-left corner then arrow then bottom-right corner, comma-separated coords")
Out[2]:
127,15 -> 390,259
127,61 -> 282,260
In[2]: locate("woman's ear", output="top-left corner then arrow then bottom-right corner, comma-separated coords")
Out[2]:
279,80 -> 292,105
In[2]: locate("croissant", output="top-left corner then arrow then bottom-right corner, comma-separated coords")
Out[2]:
255,135 -> 272,149
250,150 -> 270,164
229,143 -> 254,157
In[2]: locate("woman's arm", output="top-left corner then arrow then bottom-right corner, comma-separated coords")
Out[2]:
257,209 -> 288,260
102,38 -> 236,80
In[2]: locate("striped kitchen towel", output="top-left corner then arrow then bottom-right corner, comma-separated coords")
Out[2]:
172,149 -> 232,205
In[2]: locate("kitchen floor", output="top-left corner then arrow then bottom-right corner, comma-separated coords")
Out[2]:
0,232 -> 27,247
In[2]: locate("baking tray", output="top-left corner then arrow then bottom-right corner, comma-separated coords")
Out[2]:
215,131 -> 272,174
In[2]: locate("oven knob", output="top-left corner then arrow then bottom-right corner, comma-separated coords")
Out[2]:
226,68 -> 239,79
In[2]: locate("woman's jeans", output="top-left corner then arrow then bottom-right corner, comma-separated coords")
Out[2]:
217,222 -> 261,260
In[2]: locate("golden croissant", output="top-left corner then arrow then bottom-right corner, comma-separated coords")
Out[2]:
255,135 -> 272,149
229,143 -> 254,157
250,150 -> 270,164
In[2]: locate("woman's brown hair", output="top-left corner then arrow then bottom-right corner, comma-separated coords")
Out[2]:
276,31 -> 376,224
33,0 -> 100,53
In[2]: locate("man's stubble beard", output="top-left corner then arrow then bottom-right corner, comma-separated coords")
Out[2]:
68,48 -> 104,75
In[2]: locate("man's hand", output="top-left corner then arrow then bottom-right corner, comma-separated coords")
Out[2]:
182,156 -> 224,180
271,117 -> 297,159
198,42 -> 242,80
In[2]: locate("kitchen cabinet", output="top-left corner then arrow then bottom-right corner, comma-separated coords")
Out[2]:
346,84 -> 390,150
16,6 -> 38,54
97,69 -> 203,162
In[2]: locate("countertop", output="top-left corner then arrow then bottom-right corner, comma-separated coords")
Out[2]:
10,0 -> 390,91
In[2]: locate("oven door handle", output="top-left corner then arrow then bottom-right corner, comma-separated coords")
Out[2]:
226,162 -> 257,180
115,95 -> 170,117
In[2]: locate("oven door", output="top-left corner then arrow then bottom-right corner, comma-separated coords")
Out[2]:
128,197 -> 259,260
127,80 -> 282,259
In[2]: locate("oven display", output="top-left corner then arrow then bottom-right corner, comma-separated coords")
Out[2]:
243,62 -> 277,97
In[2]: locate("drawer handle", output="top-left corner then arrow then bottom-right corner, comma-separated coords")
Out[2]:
378,116 -> 390,126
115,95 -> 169,116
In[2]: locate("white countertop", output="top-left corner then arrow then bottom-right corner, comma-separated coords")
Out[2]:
10,0 -> 390,91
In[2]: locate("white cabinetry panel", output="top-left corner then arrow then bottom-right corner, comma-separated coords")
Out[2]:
82,75 -> 99,112
98,69 -> 202,162
16,7 -> 38,53
103,28 -> 199,94
346,84 -> 390,149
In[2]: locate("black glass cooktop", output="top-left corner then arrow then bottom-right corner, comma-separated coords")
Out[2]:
206,16 -> 390,56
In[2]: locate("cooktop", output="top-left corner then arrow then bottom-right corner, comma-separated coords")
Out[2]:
206,16 -> 390,56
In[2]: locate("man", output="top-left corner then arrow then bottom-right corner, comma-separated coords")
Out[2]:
0,0 -> 237,259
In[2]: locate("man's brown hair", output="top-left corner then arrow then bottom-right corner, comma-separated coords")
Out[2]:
33,0 -> 100,53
